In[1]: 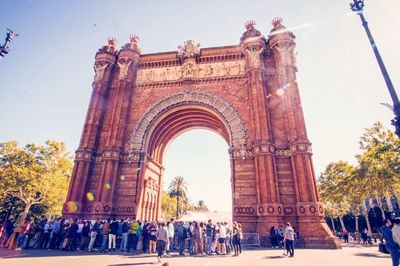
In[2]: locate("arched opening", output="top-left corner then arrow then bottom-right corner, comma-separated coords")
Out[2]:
163,129 -> 232,216
136,103 -> 235,220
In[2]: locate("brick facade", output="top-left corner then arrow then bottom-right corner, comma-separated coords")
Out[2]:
63,20 -> 340,248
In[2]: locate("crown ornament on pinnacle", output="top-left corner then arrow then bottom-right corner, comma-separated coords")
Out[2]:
129,34 -> 141,52
130,34 -> 139,45
244,20 -> 256,30
272,17 -> 284,29
107,37 -> 117,47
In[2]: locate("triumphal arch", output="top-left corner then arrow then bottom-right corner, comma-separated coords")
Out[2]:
64,19 -> 339,247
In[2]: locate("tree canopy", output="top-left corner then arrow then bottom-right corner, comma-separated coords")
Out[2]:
0,140 -> 73,218
318,122 -> 400,232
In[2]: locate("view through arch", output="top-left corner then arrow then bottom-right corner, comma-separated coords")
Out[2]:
162,129 -> 232,218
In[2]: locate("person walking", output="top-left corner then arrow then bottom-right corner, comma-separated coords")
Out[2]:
156,222 -> 168,263
284,222 -> 295,257
382,218 -> 399,266
270,226 -> 278,248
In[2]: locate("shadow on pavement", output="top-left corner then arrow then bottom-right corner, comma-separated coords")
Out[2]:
263,255 -> 286,259
108,263 -> 156,266
354,252 -> 390,258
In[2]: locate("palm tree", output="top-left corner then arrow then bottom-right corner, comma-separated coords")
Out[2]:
196,200 -> 208,211
168,176 -> 187,219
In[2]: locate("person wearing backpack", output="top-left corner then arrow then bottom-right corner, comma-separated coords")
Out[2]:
177,221 -> 187,256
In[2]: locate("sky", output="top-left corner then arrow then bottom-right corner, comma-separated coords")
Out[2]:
0,0 -> 399,212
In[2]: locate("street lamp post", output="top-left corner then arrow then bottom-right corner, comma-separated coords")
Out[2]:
0,28 -> 19,60
350,0 -> 400,138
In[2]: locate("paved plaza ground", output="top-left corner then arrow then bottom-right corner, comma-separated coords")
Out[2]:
0,244 -> 392,266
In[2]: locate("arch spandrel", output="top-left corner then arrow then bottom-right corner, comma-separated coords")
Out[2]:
128,89 -> 247,155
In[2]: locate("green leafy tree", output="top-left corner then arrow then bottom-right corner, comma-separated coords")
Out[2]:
168,176 -> 188,219
0,140 -> 73,224
160,191 -> 177,220
356,122 -> 400,220
319,161 -> 355,231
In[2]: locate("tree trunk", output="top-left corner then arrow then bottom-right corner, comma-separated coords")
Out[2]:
355,215 -> 359,232
339,216 -> 347,231
378,205 -> 386,220
176,194 -> 179,219
362,203 -> 372,233
330,216 -> 336,234
386,197 -> 394,211
8,203 -> 31,250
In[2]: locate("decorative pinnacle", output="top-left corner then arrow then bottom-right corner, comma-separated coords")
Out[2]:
107,37 -> 117,47
272,17 -> 283,29
244,20 -> 256,30
130,34 -> 139,44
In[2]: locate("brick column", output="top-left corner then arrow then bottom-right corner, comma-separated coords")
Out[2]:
63,39 -> 118,216
95,36 -> 141,217
240,21 -> 283,233
269,18 -> 340,248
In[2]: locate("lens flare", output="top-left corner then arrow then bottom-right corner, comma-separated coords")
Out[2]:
105,183 -> 111,190
66,201 -> 78,213
86,192 -> 94,202
276,88 -> 284,96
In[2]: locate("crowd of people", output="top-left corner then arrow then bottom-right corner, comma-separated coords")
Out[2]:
0,216 -> 245,262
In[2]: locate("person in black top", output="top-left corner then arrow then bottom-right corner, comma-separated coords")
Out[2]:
79,221 -> 90,251
67,219 -> 79,251
109,218 -> 119,252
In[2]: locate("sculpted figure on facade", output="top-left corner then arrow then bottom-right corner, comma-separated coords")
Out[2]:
244,44 -> 264,68
273,42 -> 296,67
118,59 -> 132,80
94,62 -> 109,82
182,60 -> 196,77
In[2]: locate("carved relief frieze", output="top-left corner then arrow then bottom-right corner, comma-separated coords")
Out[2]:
136,60 -> 245,85
222,80 -> 249,103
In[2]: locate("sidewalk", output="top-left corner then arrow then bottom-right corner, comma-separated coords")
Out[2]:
0,245 -> 391,266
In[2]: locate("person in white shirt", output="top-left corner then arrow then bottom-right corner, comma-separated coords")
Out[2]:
217,222 -> 227,255
284,222 -> 295,257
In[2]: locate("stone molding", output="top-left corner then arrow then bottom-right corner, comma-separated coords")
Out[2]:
128,89 -> 248,155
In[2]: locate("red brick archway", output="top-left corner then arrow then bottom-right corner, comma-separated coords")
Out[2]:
63,20 -> 340,248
